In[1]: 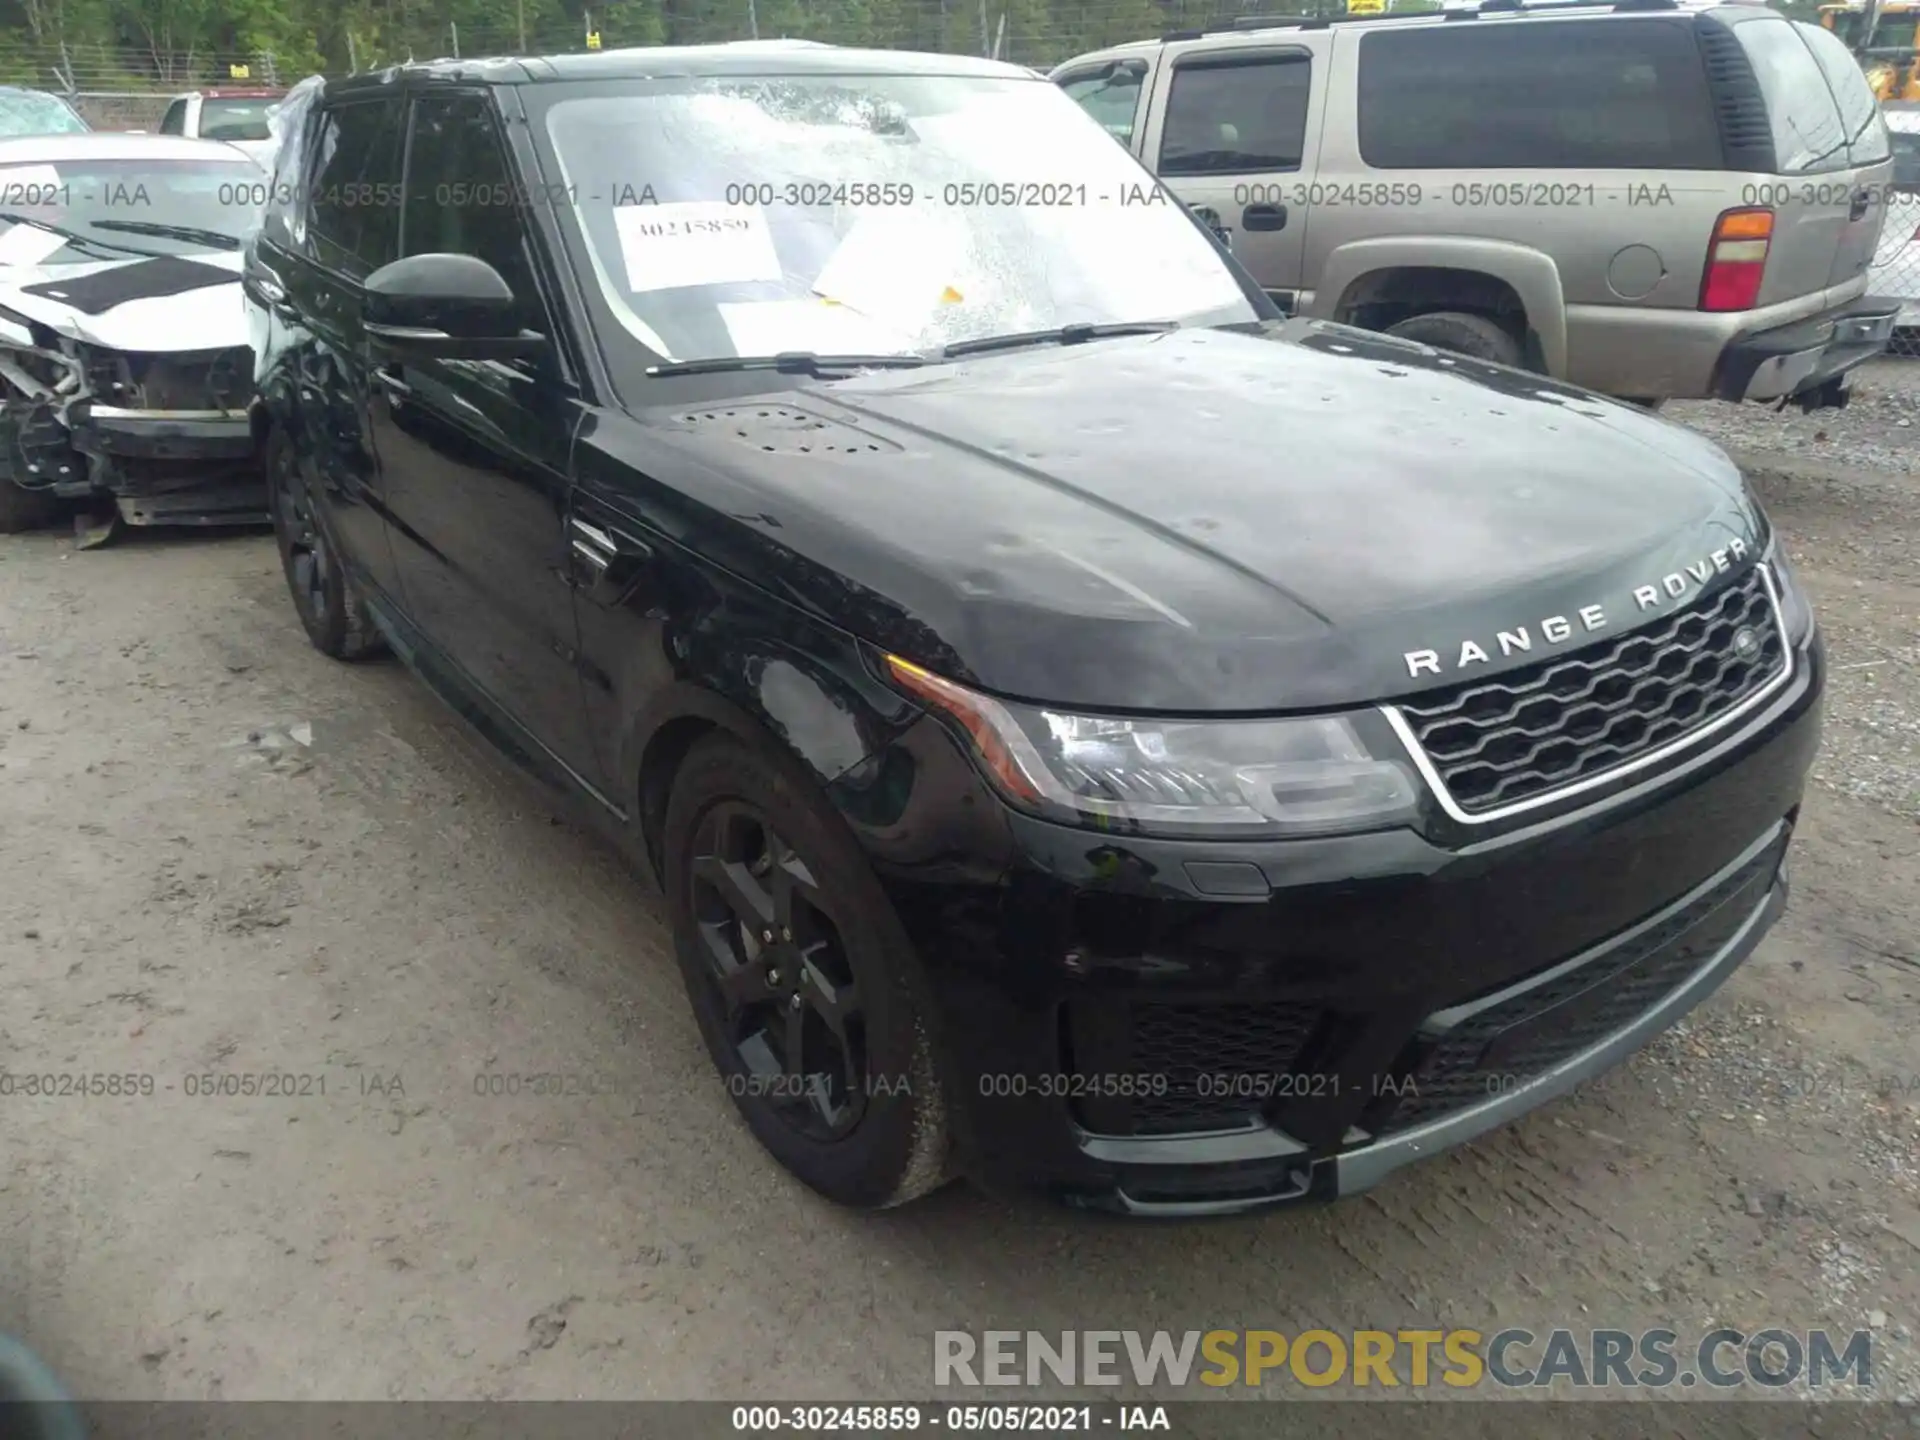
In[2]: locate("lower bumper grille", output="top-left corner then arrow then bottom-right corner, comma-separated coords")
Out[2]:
1373,832 -> 1786,1135
1067,998 -> 1322,1136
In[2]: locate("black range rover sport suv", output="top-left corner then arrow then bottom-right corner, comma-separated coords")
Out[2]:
243,43 -> 1823,1217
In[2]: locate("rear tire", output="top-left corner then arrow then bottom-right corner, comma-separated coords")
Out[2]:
1384,310 -> 1525,368
662,730 -> 951,1210
265,426 -> 385,661
0,481 -> 59,535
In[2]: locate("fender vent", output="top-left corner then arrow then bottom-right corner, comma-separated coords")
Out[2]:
672,406 -> 902,456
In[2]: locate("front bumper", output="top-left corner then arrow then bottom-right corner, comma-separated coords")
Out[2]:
862,626 -> 1823,1217
1711,295 -> 1901,403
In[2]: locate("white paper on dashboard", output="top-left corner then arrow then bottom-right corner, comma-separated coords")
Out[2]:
614,201 -> 783,293
719,299 -> 914,357
0,223 -> 70,267
810,209 -> 966,329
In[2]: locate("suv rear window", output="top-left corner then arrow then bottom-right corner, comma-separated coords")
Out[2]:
1794,22 -> 1892,167
1726,15 -> 1850,174
1356,19 -> 1722,170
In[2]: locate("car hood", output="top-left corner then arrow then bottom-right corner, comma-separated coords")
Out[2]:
0,250 -> 246,351
600,320 -> 1764,713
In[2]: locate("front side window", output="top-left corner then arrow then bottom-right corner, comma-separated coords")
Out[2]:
0,154 -> 264,264
402,92 -> 540,322
1057,64 -> 1145,146
540,74 -> 1253,368
1357,20 -> 1723,170
1158,55 -> 1311,176
306,98 -> 404,276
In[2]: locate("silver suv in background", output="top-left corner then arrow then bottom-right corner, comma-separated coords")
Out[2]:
1054,0 -> 1900,407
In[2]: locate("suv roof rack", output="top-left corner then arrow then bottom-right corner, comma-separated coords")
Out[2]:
1161,0 -> 1678,41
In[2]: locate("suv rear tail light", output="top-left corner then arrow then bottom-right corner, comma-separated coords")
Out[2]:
1700,208 -> 1773,312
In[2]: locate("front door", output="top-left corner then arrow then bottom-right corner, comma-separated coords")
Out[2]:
369,88 -> 604,796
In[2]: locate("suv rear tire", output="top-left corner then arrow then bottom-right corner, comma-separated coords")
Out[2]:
663,730 -> 952,1209
1384,311 -> 1524,368
265,427 -> 386,661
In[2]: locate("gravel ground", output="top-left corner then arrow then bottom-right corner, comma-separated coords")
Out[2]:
1,361 -> 1917,1420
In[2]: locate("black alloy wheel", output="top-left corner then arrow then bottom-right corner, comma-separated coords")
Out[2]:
265,427 -> 384,660
689,801 -> 867,1140
664,731 -> 950,1208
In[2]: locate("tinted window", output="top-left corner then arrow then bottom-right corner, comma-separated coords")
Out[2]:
402,93 -> 539,321
158,100 -> 187,135
1796,22 -> 1892,166
1058,64 -> 1145,145
1357,20 -> 1722,170
1730,16 -> 1850,174
1894,129 -> 1920,190
1159,55 -> 1311,176
200,97 -> 276,143
307,99 -> 403,276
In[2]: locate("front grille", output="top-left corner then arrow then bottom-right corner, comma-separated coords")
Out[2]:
1076,999 -> 1322,1136
1396,566 -> 1785,816
1376,833 -> 1784,1134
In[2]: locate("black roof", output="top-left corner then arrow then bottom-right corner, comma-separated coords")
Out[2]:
323,42 -> 1028,96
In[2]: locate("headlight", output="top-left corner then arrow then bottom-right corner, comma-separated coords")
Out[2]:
885,655 -> 1420,838
1763,537 -> 1814,643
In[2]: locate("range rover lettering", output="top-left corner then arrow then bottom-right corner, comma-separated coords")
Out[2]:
244,44 -> 1823,1216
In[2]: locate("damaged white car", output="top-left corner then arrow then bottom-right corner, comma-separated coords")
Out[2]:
0,134 -> 266,534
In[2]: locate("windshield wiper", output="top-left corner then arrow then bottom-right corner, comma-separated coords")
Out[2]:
91,219 -> 241,251
0,212 -> 153,260
941,320 -> 1178,360
647,351 -> 927,378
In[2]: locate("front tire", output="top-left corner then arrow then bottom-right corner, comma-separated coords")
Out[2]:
663,731 -> 951,1209
0,481 -> 59,535
265,426 -> 385,661
1384,310 -> 1525,367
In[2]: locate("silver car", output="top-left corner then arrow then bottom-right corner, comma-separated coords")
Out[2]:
1054,0 -> 1901,406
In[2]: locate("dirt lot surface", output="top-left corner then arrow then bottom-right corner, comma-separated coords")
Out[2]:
2,362 -> 1918,1417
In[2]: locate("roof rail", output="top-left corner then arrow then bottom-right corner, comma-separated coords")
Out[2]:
1162,0 -> 1677,39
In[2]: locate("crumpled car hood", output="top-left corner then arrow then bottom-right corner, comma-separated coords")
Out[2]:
0,251 -> 246,351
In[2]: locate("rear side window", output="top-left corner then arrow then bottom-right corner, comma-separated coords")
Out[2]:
1795,22 -> 1891,167
307,99 -> 404,277
1357,19 -> 1722,170
1058,64 -> 1146,146
1728,16 -> 1850,174
158,99 -> 187,135
1159,54 -> 1311,176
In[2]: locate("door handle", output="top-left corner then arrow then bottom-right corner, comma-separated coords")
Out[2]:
1242,202 -> 1288,232
1850,188 -> 1872,222
569,516 -> 654,606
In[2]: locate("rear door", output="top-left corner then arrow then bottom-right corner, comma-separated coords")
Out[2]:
1797,20 -> 1895,286
1717,11 -> 1880,305
1137,37 -> 1332,303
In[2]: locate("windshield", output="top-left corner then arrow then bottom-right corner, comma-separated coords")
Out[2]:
0,91 -> 88,138
199,98 -> 277,143
541,73 -> 1255,365
0,155 -> 264,262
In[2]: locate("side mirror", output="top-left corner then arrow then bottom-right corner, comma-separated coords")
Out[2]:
364,253 -> 545,361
